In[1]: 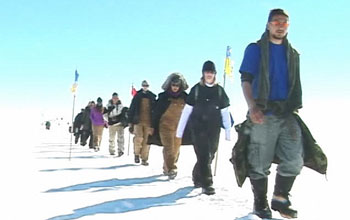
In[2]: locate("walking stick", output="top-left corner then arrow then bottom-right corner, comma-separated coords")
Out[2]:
213,143 -> 219,176
127,130 -> 131,156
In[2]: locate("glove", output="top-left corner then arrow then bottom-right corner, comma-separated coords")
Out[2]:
148,128 -> 154,136
129,124 -> 134,134
108,105 -> 115,111
225,129 -> 231,141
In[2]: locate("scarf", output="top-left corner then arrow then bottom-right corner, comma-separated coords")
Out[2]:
256,31 -> 302,115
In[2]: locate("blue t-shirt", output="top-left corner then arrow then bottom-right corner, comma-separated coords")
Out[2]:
239,43 -> 289,101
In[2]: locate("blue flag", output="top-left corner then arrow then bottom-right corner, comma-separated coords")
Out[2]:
74,70 -> 79,82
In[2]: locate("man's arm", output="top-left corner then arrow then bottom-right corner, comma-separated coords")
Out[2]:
242,81 -> 264,124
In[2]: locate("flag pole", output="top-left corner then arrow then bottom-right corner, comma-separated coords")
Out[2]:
69,93 -> 76,161
214,46 -> 231,176
69,69 -> 79,161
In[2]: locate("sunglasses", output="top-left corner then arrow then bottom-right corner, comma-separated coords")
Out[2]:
171,83 -> 180,87
270,20 -> 289,28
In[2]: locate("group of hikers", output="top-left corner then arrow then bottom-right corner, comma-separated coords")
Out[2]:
69,9 -> 328,219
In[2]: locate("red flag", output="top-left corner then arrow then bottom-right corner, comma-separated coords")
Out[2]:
131,85 -> 137,97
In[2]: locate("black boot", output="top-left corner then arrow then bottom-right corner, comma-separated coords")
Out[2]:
202,186 -> 215,195
134,155 -> 140,163
250,178 -> 272,219
271,174 -> 298,219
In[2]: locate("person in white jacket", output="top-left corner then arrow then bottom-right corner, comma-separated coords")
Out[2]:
176,60 -> 232,195
105,92 -> 125,156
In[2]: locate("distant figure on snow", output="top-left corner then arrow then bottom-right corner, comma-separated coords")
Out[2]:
45,121 -> 51,130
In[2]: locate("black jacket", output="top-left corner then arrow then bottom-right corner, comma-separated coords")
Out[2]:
81,107 -> 92,131
73,112 -> 84,132
128,89 -> 156,124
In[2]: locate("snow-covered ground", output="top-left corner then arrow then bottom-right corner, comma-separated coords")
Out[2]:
1,102 -> 348,220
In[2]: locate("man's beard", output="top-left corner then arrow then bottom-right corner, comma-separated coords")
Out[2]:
271,32 -> 286,40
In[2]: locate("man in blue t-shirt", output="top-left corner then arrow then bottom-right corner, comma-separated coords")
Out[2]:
239,9 -> 302,219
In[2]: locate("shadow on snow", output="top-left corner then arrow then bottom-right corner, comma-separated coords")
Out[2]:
47,186 -> 195,220
45,174 -> 167,193
40,164 -> 137,172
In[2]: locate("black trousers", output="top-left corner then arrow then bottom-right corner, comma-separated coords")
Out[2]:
81,130 -> 93,147
191,125 -> 221,187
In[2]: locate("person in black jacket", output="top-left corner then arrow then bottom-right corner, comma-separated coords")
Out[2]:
176,60 -> 232,195
73,108 -> 85,144
128,80 -> 156,165
80,101 -> 95,148
149,73 -> 190,179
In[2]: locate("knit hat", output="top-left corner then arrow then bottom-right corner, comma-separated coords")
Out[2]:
202,60 -> 216,74
141,80 -> 149,87
97,97 -> 103,104
112,92 -> 118,97
268,8 -> 289,22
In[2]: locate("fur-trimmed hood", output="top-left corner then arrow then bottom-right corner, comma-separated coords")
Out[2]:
161,72 -> 189,91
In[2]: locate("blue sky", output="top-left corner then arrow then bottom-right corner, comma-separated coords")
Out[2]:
1,0 -> 349,120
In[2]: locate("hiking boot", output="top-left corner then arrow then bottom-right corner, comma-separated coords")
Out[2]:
118,151 -> 124,157
94,147 -> 100,152
250,178 -> 272,219
134,155 -> 140,163
272,174 -> 298,219
253,199 -> 272,219
202,186 -> 215,195
141,160 -> 149,166
168,170 -> 177,180
271,195 -> 297,219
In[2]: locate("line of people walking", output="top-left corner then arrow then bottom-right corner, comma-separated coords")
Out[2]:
69,8 -> 328,219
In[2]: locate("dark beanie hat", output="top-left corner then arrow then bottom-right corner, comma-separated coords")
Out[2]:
112,92 -> 118,97
202,60 -> 216,74
268,8 -> 289,22
97,97 -> 102,104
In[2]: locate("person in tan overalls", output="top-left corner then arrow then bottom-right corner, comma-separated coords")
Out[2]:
148,73 -> 191,179
128,80 -> 156,165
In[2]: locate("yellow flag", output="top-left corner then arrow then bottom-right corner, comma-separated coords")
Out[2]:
71,82 -> 78,93
224,46 -> 233,78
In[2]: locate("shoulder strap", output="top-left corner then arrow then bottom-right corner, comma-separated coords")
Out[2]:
194,84 -> 199,103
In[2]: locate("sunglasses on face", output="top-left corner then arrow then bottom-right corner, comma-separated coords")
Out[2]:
270,20 -> 289,28
171,84 -> 180,87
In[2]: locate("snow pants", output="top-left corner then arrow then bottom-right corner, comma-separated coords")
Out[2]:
159,128 -> 181,173
92,125 -> 104,148
133,123 -> 151,162
247,114 -> 304,180
191,125 -> 221,187
108,123 -> 125,154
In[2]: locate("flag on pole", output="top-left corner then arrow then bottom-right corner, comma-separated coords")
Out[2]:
224,46 -> 233,78
71,69 -> 79,93
74,69 -> 79,82
131,85 -> 137,97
